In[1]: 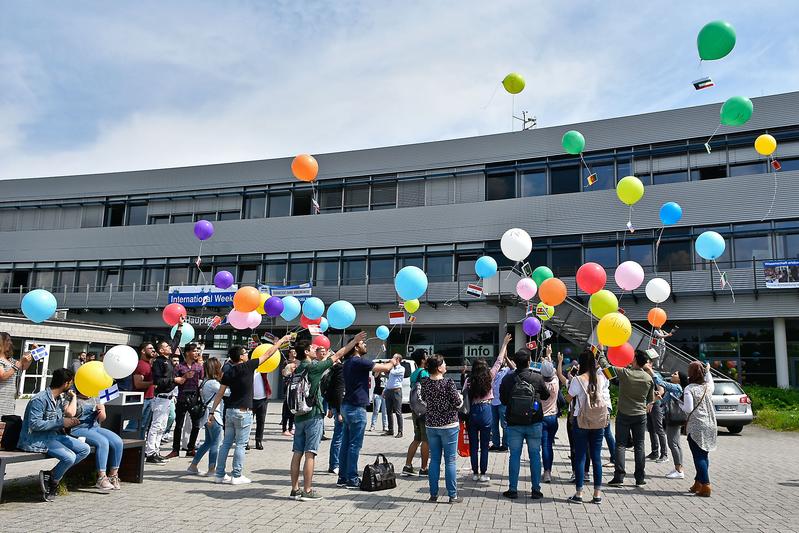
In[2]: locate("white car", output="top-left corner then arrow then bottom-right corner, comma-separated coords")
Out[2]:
369,359 -> 417,409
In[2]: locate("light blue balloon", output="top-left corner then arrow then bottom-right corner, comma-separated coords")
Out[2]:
327,300 -> 356,330
659,202 -> 683,226
302,297 -> 325,320
394,266 -> 428,301
695,231 -> 726,260
170,323 -> 195,347
21,289 -> 57,323
475,256 -> 498,279
280,296 -> 301,321
376,325 -> 390,340
319,317 -> 329,333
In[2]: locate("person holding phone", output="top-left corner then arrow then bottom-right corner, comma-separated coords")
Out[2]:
165,342 -> 204,459
0,333 -> 34,417
680,362 -> 717,497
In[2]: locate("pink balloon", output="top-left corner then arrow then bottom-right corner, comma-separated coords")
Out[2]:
227,310 -> 251,330
516,278 -> 538,300
246,311 -> 262,329
614,261 -> 645,291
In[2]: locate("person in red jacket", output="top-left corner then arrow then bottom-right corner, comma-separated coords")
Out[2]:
252,370 -> 272,450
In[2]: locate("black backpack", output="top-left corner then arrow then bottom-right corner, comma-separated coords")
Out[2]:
505,371 -> 540,426
1,415 -> 22,451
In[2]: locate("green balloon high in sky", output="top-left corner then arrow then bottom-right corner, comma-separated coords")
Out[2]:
720,96 -> 753,126
561,130 -> 585,155
502,73 -> 525,94
697,20 -> 736,61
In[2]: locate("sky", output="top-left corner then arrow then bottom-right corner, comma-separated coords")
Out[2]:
1,0 -> 798,179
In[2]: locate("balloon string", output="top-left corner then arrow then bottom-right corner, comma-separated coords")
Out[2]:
405,321 -> 415,358
579,154 -> 594,178
761,156 -> 778,221
654,227 -> 665,276
481,83 -> 500,110
712,259 -> 735,303
705,124 -> 721,148
511,94 -> 515,131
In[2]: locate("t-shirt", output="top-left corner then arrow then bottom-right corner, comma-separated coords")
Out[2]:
75,396 -> 100,428
373,373 -> 386,395
220,358 -> 260,410
295,358 -> 334,423
343,356 -> 375,408
134,359 -> 154,399
568,373 -> 608,417
409,368 -> 429,388
175,361 -> 204,398
615,367 -> 654,417
253,372 -> 266,400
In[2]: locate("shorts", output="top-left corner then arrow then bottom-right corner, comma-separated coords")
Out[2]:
293,416 -> 324,455
412,413 -> 427,443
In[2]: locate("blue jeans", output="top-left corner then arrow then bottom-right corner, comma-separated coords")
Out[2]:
468,403 -> 492,475
574,423 -> 604,490
371,395 -> 387,430
125,398 -> 152,438
46,434 -> 91,481
338,404 -> 367,484
71,426 -> 123,472
604,412 -> 616,464
215,409 -> 252,478
507,423 -> 543,492
687,435 -> 710,484
329,408 -> 344,470
293,417 -> 324,454
427,425 -> 459,498
541,415 -> 559,472
491,404 -> 507,447
192,421 -> 222,470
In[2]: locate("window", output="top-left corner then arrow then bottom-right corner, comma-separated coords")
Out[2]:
145,267 -> 165,289
617,158 -> 632,182
584,245 -> 617,268
149,215 -> 169,225
521,170 -> 547,197
584,161 -> 615,191
194,212 -> 216,222
121,268 -> 142,288
550,166 -> 580,195
218,210 -> 240,221
268,193 -> 291,218
653,170 -> 688,185
779,157 -> 799,172
776,233 -> 799,259
342,258 -> 366,285
529,249 -> 548,269
34,270 -> 55,290
75,270 -> 96,291
691,165 -> 727,181
485,172 -> 516,201
263,262 -> 286,285
729,162 -> 766,177
426,255 -> 452,282
288,261 -> 311,284
104,205 -> 125,227
621,243 -> 654,268
314,259 -> 339,286
369,258 -> 394,283
239,265 -> 258,285
167,266 -> 187,286
399,255 -> 424,269
344,185 -> 369,212
171,214 -> 193,223
245,193 -> 266,219
101,269 -> 120,290
292,189 -> 313,216
551,247 -> 581,276
456,255 -> 478,281
127,204 -> 148,226
371,182 -> 397,210
657,240 -> 692,271
319,187 -> 342,213
734,235 -> 772,267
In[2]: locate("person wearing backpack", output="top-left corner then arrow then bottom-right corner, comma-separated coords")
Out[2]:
499,348 -> 551,500
402,348 -> 430,477
566,350 -> 609,504
322,353 -> 345,475
647,367 -> 688,480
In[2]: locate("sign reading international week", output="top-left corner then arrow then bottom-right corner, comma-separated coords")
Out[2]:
763,260 -> 799,289
168,285 -> 238,307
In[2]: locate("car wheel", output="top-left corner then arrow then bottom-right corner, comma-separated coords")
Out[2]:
727,425 -> 743,434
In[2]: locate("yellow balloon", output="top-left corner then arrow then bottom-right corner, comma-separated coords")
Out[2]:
256,292 -> 270,315
754,134 -> 777,156
74,361 -> 113,397
535,302 -> 555,321
253,344 -> 280,373
597,312 -> 632,347
616,176 -> 644,206
403,299 -> 420,314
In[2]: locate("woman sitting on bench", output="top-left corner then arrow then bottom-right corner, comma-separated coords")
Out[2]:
72,390 -> 124,491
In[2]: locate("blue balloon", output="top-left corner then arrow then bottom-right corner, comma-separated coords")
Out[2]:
475,256 -> 498,279
21,289 -> 57,323
280,296 -> 301,321
170,323 -> 195,347
376,325 -> 390,340
695,231 -> 726,260
302,297 -> 325,320
319,317 -> 329,333
327,300 -> 356,330
659,202 -> 683,226
394,266 -> 428,301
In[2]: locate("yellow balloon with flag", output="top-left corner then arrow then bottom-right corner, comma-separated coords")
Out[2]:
404,299 -> 420,314
255,292 -> 270,315
597,312 -> 632,347
754,134 -> 777,156
254,344 -> 281,373
535,302 -> 555,321
75,361 -> 113,397
616,176 -> 644,206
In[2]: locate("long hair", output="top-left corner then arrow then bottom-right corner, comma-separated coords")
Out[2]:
0,332 -> 10,357
577,349 -> 598,394
688,361 -> 705,385
468,358 -> 492,398
204,357 -> 222,381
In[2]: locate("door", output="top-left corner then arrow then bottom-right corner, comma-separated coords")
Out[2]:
17,341 -> 71,395
790,358 -> 799,389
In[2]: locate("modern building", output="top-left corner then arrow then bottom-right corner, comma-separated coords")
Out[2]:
1,92 -> 799,388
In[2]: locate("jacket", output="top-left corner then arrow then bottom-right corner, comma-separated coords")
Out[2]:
498,368 -> 551,426
18,389 -> 68,453
152,356 -> 176,396
323,363 -> 345,410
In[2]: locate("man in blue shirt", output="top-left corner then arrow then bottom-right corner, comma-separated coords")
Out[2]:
490,363 -> 514,452
383,354 -> 406,437
402,348 -> 429,476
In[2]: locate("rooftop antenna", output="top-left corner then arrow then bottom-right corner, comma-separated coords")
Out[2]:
513,111 -> 537,131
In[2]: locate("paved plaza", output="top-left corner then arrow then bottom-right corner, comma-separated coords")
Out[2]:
2,410 -> 798,533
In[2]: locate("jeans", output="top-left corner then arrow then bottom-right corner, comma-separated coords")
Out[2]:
567,416 -> 590,474
371,394 -> 387,430
338,404 -> 367,484
328,408 -> 344,471
215,409 -> 253,478
614,413 -> 647,483
468,403 -> 492,475
71,426 -> 123,472
491,404 -> 508,448
253,398 -> 268,445
604,413 -> 616,464
281,400 -> 295,432
507,423 -> 543,492
46,434 -> 91,481
573,423 -> 604,490
192,420 -> 222,470
427,426 -> 459,498
125,397 -> 152,438
145,396 -> 171,456
666,424 -> 683,467
293,417 -> 324,454
687,435 -> 710,484
384,388 -> 403,434
172,394 -> 202,453
647,402 -> 667,457
165,401 -> 176,434
541,415 -> 559,472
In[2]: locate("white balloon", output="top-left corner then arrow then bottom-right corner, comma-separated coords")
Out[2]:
500,228 -> 532,262
103,345 -> 138,380
645,278 -> 671,304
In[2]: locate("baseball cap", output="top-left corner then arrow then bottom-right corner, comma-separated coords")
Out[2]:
540,360 -> 555,378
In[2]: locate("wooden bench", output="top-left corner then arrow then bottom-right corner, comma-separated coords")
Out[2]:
0,438 -> 144,502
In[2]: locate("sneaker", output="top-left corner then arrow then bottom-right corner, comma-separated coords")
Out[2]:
39,470 -> 51,501
542,471 -> 552,484
607,477 -> 624,486
146,454 -> 166,465
300,489 -> 323,501
336,479 -> 348,487
156,454 -> 171,463
471,474 -> 479,481
383,430 -> 394,437
161,435 -> 172,443
655,455 -> 669,464
395,432 -> 403,438
567,473 -> 576,483
502,490 -> 518,500
369,425 -> 375,432
402,465 -> 416,476
448,495 -> 463,504
186,449 -> 196,457
44,480 -> 58,502
428,495 -> 438,503
327,467 -> 339,475
95,476 -> 114,490
635,479 -> 647,487
186,466 -> 201,475
419,468 -> 429,476
201,469 -> 214,477
479,474 -> 491,482
290,489 -> 302,500
108,475 -> 121,490
346,479 -> 361,490
666,470 -> 685,479
214,474 -> 232,484
231,475 -> 252,485
530,489 -> 543,500
282,431 -> 293,437
567,495 -> 583,504
646,452 -> 658,460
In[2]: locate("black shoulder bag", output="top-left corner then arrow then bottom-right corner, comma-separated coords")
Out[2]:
359,454 -> 397,492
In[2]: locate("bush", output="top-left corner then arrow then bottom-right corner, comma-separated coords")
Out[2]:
744,385 -> 799,432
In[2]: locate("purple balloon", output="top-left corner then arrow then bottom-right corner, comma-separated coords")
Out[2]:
194,219 -> 214,241
264,296 -> 284,318
522,317 -> 542,336
214,270 -> 234,289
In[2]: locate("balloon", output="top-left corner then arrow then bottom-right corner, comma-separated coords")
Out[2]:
170,323 -> 195,346
589,290 -> 619,319
280,296 -> 301,321
659,202 -> 683,226
531,266 -> 554,288
214,270 -> 234,290
648,307 -> 667,328
227,309 -> 251,330
74,361 -> 113,397
616,176 -> 644,206
502,72 -> 525,94
312,335 -> 331,350
522,317 -> 542,336
162,303 -> 187,326
697,20 -> 736,61
720,96 -> 753,127
264,296 -> 284,318
394,266 -> 428,300
475,256 -> 498,279
562,130 -> 585,155
576,262 -> 607,294
193,219 -> 214,241
538,278 -> 567,306
233,286 -> 261,312
755,134 -> 777,156
404,299 -> 420,314
102,345 -> 138,380
302,297 -> 325,320
253,344 -> 280,373
500,228 -> 532,262
291,154 -> 319,182
21,289 -> 57,323
597,312 -> 632,347
300,314 -> 322,328
255,292 -> 269,315
319,317 -> 329,332
695,231 -> 726,260
607,343 -> 634,367
614,261 -> 645,291
645,278 -> 671,304
515,278 -> 537,300
246,311 -> 262,329
376,325 -> 390,340
535,302 -> 554,321
327,300 -> 356,330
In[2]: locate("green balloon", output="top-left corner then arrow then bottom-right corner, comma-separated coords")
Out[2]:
502,73 -> 525,95
697,20 -> 736,61
589,290 -> 619,319
720,96 -> 753,126
561,130 -> 585,155
532,266 -> 554,288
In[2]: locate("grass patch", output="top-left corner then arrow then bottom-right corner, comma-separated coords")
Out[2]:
744,385 -> 799,432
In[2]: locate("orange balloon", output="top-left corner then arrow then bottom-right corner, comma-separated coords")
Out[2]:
291,154 -> 319,182
233,286 -> 261,312
539,278 -> 567,306
648,307 -> 667,328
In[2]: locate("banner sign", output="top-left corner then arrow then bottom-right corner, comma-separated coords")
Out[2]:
168,285 -> 238,307
258,283 -> 313,301
764,260 -> 799,288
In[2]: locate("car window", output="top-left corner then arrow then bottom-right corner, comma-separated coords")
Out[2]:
401,362 -> 412,378
714,381 -> 743,395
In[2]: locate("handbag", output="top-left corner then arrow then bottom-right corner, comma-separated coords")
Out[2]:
0,415 -> 22,451
458,381 -> 471,420
188,379 -> 210,420
665,393 -> 688,425
457,420 -> 470,457
359,454 -> 397,492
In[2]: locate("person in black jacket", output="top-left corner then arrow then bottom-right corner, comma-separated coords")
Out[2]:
499,348 -> 551,500
323,353 -> 345,474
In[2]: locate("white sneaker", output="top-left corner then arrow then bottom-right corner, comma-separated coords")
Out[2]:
214,475 -> 232,484
479,475 -> 491,482
231,475 -> 252,485
472,474 -> 479,481
666,470 -> 685,479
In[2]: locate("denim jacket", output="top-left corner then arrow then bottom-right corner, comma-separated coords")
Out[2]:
654,373 -> 683,399
18,389 -> 68,453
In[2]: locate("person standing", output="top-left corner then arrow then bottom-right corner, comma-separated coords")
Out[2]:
71,352 -> 86,374
401,349 -> 429,476
383,356 -> 405,438
681,362 -> 717,497
646,379 -> 669,464
187,358 -> 224,477
0,332 -> 33,417
166,342 -> 204,459
72,391 -> 124,490
370,371 -> 388,432
489,347 -> 515,452
324,355 -> 345,475
252,367 -> 271,450
540,356 -> 560,484
128,342 -> 155,437
281,348 -> 297,436
649,368 -> 688,480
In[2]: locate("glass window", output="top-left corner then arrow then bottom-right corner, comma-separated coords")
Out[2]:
34,270 -> 55,290
319,187 -> 342,213
691,165 -> 727,181
371,182 -> 397,209
485,172 -> 516,201
734,235 -> 772,267
529,249 -> 547,269
245,193 -> 266,219
779,157 -> 799,172
121,268 -> 142,288
104,205 -> 125,227
369,258 -> 394,284
288,261 -> 311,284
268,193 -> 291,218
145,267 -> 165,290
344,185 -> 369,212
550,247 -> 581,276
427,255 -> 452,282
149,215 -> 169,225
127,204 -> 148,226
315,259 -> 339,286
171,214 -> 193,223
657,240 -> 692,271
167,266 -> 187,286
399,255 -> 424,269
616,159 -> 632,182
550,166 -> 580,195
239,265 -> 258,285
456,255 -> 478,282
342,258 -> 366,285
729,162 -> 766,177
520,170 -> 546,197
263,262 -> 286,285
584,245 -> 617,268
76,270 -> 96,291
776,233 -> 799,259
584,161 -> 615,191
652,170 -> 688,185
621,243 -> 654,269
194,212 -> 215,222
218,210 -> 240,221
292,189 -> 313,216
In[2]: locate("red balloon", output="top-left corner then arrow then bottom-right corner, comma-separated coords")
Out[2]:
162,303 -> 187,326
607,343 -> 634,367
312,335 -> 331,349
576,262 -> 607,294
300,314 -> 322,328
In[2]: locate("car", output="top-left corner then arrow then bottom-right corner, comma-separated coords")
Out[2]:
711,378 -> 753,434
369,358 -> 417,409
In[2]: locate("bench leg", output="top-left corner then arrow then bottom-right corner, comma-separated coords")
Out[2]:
0,460 -> 5,503
118,446 -> 144,484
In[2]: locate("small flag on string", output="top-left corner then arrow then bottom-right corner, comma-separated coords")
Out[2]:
692,76 -> 714,90
542,330 -> 553,341
602,366 -> 618,380
617,307 -> 626,315
98,384 -> 120,404
585,173 -> 597,187
209,316 -> 223,329
589,345 -> 599,355
526,302 -> 534,316
308,324 -> 322,336
30,346 -> 48,362
408,315 -> 417,324
311,197 -> 320,215
389,311 -> 405,325
626,221 -> 635,233
704,143 -> 712,154
466,284 -> 483,297
771,159 -> 782,171
526,341 -> 538,350
194,256 -> 202,269
719,271 -> 728,289
521,262 -> 533,277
